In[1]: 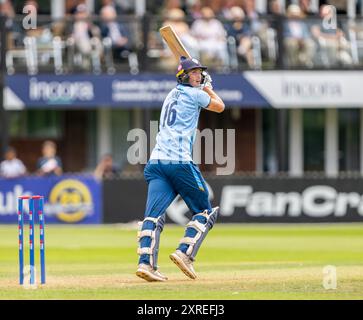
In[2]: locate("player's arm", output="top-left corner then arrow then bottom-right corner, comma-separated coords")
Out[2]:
203,87 -> 225,113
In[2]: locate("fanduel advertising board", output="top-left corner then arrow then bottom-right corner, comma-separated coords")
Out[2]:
104,177 -> 363,223
0,175 -> 102,224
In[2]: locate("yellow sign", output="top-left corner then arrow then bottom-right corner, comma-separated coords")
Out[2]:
49,179 -> 92,223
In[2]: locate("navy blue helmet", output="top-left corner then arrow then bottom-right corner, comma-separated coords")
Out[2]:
176,56 -> 207,85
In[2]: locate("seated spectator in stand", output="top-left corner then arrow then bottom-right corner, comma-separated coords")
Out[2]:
242,0 -> 269,52
225,6 -> 254,67
100,0 -> 123,14
299,0 -> 317,16
100,5 -> 130,60
0,147 -> 27,179
242,0 -> 264,35
217,0 -> 237,22
284,4 -> 316,67
22,1 -> 62,68
191,7 -> 228,67
162,8 -> 199,60
68,0 -> 85,14
268,0 -> 284,30
346,12 -> 363,58
23,0 -> 38,16
268,0 -> 283,15
23,0 -> 48,28
162,0 -> 183,18
186,0 -> 203,20
115,0 -> 134,14
0,0 -> 23,48
0,0 -> 14,21
94,154 -> 119,180
37,141 -> 63,176
311,4 -> 352,66
72,3 -> 103,68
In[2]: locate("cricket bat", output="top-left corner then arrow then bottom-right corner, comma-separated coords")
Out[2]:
159,25 -> 191,60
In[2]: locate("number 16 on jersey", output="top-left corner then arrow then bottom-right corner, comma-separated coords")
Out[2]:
162,101 -> 177,127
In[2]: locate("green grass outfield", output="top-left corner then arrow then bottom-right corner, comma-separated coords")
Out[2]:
0,223 -> 362,300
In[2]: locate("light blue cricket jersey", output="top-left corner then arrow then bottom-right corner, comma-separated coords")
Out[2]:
150,84 -> 211,162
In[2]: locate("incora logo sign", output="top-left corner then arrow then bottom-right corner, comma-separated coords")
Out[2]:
29,77 -> 94,102
220,185 -> 363,218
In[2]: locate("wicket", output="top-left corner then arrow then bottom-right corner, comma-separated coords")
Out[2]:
18,195 -> 46,285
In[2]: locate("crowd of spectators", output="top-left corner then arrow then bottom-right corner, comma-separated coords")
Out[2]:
0,141 -> 63,179
0,141 -> 121,179
1,0 -> 363,71
156,0 -> 360,69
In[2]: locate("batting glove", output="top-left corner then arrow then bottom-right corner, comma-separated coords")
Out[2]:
202,71 -> 213,89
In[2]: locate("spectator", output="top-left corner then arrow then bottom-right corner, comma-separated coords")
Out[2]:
268,0 -> 283,15
162,0 -> 184,18
268,0 -> 284,29
24,0 -> 49,15
299,0 -> 317,16
242,0 -> 269,54
115,0 -> 134,14
71,3 -> 103,68
94,154 -> 119,180
346,10 -> 363,58
191,7 -> 228,67
311,4 -> 352,66
100,5 -> 130,60
284,4 -> 316,67
23,0 -> 51,39
0,0 -> 23,47
268,0 -> 284,66
24,0 -> 38,14
99,0 -> 123,14
242,0 -> 263,35
225,6 -> 254,67
0,147 -> 27,179
218,0 -> 239,20
68,0 -> 86,14
0,0 -> 15,29
37,141 -> 63,176
186,0 -> 203,19
162,8 -> 199,58
23,0 -> 48,27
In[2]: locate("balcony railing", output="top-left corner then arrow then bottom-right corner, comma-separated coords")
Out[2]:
3,14 -> 363,74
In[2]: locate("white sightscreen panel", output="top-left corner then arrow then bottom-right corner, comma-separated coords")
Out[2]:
244,71 -> 363,108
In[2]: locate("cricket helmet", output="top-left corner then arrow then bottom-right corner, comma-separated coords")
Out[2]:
176,56 -> 207,85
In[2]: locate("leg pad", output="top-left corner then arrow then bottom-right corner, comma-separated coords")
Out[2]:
179,207 -> 219,260
137,215 -> 165,269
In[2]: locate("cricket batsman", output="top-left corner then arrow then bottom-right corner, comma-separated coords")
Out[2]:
136,57 -> 225,282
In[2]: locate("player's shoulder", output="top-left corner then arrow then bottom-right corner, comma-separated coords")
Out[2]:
177,84 -> 198,93
177,84 -> 207,99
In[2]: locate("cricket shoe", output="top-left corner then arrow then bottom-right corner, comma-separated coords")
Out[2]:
136,264 -> 168,282
169,250 -> 197,280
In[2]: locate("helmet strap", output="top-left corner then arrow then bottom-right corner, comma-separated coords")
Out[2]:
177,73 -> 191,85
